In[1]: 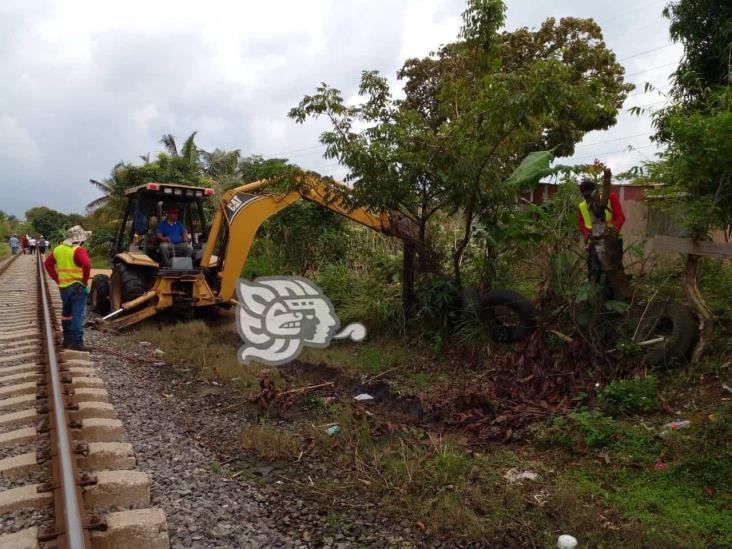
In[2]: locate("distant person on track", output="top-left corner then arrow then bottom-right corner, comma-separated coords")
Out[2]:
21,235 -> 28,254
44,225 -> 92,352
578,179 -> 625,282
28,236 -> 37,255
8,234 -> 19,256
156,207 -> 192,268
38,236 -> 47,255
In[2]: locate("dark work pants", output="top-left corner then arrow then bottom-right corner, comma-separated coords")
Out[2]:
60,283 -> 86,345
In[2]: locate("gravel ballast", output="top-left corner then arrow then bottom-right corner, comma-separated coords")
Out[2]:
87,330 -> 301,549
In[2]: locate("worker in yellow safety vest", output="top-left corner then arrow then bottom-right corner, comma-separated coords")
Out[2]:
578,180 -> 625,281
44,225 -> 93,351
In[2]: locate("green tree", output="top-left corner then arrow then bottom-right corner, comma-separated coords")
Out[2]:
662,0 -> 732,110
291,0 -> 631,289
87,162 -> 130,219
631,0 -> 732,361
29,208 -> 70,240
237,155 -> 348,275
87,132 -> 213,223
200,148 -> 243,194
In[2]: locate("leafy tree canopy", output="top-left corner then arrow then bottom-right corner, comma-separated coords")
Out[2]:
289,0 -> 631,284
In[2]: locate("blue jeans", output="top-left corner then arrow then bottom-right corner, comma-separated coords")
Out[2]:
11,247 -> 18,255
60,283 -> 86,345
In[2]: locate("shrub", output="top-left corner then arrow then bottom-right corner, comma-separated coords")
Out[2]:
598,376 -> 660,417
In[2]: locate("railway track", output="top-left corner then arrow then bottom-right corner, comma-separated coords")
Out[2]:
0,254 -> 168,548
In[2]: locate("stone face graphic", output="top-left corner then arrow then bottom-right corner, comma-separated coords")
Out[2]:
236,276 -> 366,366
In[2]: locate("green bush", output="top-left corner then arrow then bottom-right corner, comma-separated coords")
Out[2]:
598,376 -> 659,417
537,411 -> 621,450
316,262 -> 402,331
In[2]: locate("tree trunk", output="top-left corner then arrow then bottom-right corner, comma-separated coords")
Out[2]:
402,240 -> 416,318
590,168 -> 633,300
684,253 -> 713,362
453,199 -> 476,289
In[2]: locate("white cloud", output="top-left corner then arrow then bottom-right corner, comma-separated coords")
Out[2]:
0,0 -> 683,216
0,115 -> 42,166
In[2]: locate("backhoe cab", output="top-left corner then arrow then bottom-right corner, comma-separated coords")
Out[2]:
89,182 -> 219,327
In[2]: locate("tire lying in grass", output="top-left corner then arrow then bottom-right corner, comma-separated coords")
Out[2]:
89,273 -> 111,315
482,289 -> 538,343
635,301 -> 698,367
463,288 -> 538,343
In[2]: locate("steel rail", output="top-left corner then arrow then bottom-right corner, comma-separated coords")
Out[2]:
0,251 -> 20,276
36,254 -> 89,548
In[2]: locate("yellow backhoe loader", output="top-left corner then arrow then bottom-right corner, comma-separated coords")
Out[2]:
90,176 -> 418,329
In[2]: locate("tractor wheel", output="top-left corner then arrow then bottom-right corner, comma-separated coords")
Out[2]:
481,289 -> 538,343
89,274 -> 111,315
110,263 -> 147,310
635,301 -> 698,367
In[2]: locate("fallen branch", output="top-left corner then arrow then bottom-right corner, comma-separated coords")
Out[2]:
364,366 -> 400,384
275,381 -> 335,398
235,380 -> 337,413
93,345 -> 159,364
548,330 -> 573,343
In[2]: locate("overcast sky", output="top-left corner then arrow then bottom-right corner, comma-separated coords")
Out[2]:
0,0 -> 681,217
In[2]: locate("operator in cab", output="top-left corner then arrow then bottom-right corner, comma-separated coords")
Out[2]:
156,207 -> 192,268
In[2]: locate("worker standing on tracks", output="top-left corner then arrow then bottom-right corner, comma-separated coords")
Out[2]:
44,225 -> 92,351
8,234 -> 19,255
578,179 -> 625,281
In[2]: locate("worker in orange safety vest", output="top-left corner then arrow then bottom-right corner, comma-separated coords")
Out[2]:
578,180 -> 625,282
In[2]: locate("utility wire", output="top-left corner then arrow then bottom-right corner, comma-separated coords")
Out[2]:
625,62 -> 677,78
603,0 -> 667,23
575,132 -> 652,148
628,83 -> 671,97
569,143 -> 659,162
619,43 -> 676,61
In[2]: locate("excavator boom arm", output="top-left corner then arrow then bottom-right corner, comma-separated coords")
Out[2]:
201,176 -> 417,302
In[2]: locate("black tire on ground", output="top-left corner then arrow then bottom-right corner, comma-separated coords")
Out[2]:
110,263 -> 147,309
89,274 -> 111,315
635,301 -> 698,367
481,289 -> 538,343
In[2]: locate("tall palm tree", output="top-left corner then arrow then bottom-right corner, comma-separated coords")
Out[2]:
87,162 -> 130,221
200,148 -> 243,193
160,131 -> 200,171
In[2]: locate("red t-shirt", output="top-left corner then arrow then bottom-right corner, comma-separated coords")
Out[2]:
578,191 -> 625,239
44,247 -> 92,286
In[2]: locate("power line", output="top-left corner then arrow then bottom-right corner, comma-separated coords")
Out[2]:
628,83 -> 671,97
619,43 -> 676,61
603,0 -> 666,23
569,143 -> 659,162
626,99 -> 667,109
625,62 -> 677,78
575,132 -> 652,149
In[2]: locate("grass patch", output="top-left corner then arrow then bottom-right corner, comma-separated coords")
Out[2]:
238,400 -> 705,546
90,255 -> 109,268
241,421 -> 302,460
0,243 -> 10,261
539,404 -> 732,547
127,319 -> 281,393
299,338 -> 407,376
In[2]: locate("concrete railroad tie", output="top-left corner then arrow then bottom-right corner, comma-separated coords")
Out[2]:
0,254 -> 169,548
